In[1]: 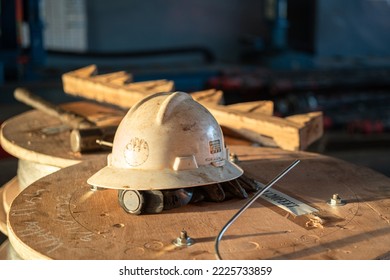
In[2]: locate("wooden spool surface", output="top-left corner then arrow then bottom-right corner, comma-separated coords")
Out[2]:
2,177 -> 20,216
7,146 -> 390,260
0,186 -> 7,235
0,177 -> 20,235
0,101 -> 123,167
0,101 -> 124,226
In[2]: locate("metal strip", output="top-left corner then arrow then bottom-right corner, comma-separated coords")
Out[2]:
261,188 -> 318,216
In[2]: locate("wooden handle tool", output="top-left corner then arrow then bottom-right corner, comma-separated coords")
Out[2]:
70,126 -> 117,153
14,87 -> 96,129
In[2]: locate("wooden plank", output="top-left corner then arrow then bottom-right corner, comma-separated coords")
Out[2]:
205,103 -> 323,151
190,91 -> 274,145
89,71 -> 132,85
226,100 -> 274,115
191,90 -> 275,145
62,65 -> 174,108
60,102 -> 125,127
286,112 -> 324,151
191,89 -> 274,115
7,146 -> 390,260
222,129 -> 254,146
190,89 -> 224,105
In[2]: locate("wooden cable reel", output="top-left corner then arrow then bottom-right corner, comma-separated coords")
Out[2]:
3,94 -> 390,259
6,146 -> 390,260
0,99 -> 124,238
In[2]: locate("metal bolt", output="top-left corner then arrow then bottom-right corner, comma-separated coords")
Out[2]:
90,185 -> 104,192
173,230 -> 194,247
180,231 -> 187,239
327,193 -> 346,206
229,153 -> 240,164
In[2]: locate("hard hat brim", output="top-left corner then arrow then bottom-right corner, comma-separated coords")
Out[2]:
87,161 -> 243,191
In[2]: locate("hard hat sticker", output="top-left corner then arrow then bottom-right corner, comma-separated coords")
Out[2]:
124,137 -> 149,166
209,139 -> 222,154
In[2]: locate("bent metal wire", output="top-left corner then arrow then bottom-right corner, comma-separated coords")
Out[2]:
214,159 -> 300,260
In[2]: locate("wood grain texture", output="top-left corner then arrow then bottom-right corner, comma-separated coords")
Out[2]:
0,102 -> 124,226
206,103 -> 323,150
190,89 -> 224,105
61,66 -> 323,151
14,88 -> 96,129
7,146 -> 390,260
0,102 -> 123,167
62,65 -> 174,108
226,100 -> 274,115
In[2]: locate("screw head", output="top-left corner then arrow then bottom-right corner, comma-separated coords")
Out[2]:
173,230 -> 194,247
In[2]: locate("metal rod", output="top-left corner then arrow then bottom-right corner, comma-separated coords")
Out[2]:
214,159 -> 300,260
95,139 -> 113,147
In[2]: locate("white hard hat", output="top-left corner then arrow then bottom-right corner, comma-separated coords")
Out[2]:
87,91 -> 243,190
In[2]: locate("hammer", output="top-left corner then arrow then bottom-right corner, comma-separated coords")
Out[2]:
14,87 -> 118,153
70,125 -> 116,153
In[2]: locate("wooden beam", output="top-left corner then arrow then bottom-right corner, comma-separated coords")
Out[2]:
61,65 -> 323,151
204,102 -> 323,151
286,112 -> 324,151
91,71 -> 132,85
190,89 -> 224,105
62,65 -> 174,108
226,100 -> 274,116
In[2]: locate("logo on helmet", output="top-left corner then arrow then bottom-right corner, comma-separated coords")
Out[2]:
124,137 -> 149,166
209,139 -> 222,154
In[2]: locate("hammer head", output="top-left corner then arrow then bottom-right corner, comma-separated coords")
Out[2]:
70,126 -> 117,153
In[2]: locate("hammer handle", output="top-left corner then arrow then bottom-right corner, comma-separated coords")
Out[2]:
14,87 -> 95,129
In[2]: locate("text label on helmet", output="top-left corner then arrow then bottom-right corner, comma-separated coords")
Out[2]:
209,139 -> 222,154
